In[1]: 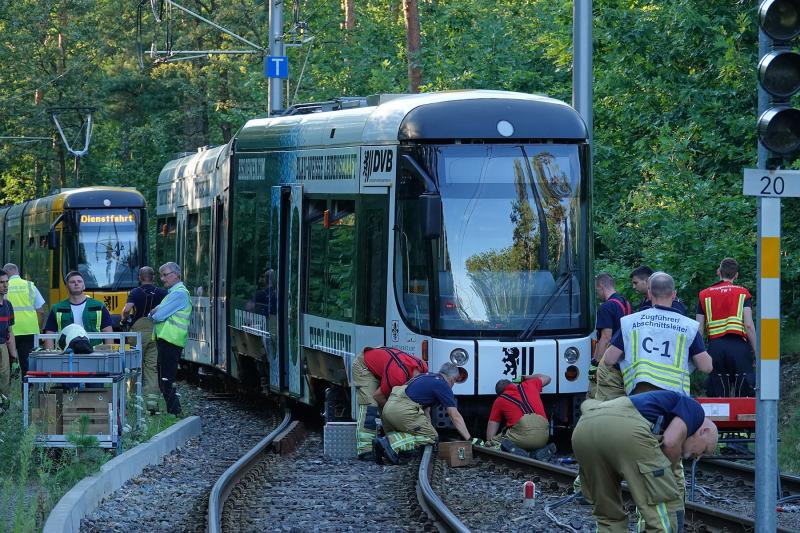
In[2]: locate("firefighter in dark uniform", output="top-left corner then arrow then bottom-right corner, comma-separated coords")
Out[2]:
591,273 -> 631,400
572,391 -> 718,533
697,258 -> 757,397
373,362 -> 469,465
351,346 -> 427,458
631,265 -> 687,315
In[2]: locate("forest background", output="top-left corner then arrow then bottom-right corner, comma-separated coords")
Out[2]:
1,0 -> 800,323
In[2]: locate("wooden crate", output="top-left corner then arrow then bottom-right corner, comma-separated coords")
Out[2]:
437,441 -> 473,467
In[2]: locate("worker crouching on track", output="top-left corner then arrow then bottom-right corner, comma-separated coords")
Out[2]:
373,362 -> 470,465
572,391 -> 718,533
485,374 -> 556,460
351,346 -> 427,459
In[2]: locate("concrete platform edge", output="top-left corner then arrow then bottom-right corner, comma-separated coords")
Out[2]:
43,415 -> 202,533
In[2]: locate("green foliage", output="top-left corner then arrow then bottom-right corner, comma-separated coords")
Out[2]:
1,0 -> 800,318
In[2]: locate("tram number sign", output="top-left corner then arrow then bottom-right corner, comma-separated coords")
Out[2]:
743,169 -> 800,197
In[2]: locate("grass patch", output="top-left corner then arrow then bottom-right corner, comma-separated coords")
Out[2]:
0,369 -> 184,532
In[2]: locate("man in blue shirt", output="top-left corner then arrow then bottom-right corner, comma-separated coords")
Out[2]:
121,266 -> 167,412
590,273 -> 631,400
573,391 -> 718,532
373,362 -> 470,465
149,262 -> 192,415
631,265 -> 687,315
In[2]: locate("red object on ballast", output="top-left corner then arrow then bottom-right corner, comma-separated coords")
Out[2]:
696,397 -> 756,430
523,481 -> 536,508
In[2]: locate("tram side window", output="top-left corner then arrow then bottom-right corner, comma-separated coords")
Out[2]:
326,201 -> 355,321
184,210 -> 211,295
303,199 -> 356,322
305,200 -> 326,316
156,217 -> 177,268
357,198 -> 388,326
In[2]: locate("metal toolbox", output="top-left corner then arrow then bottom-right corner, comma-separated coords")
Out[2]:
29,351 -> 124,374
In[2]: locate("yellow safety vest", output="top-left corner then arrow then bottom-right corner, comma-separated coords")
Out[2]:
154,284 -> 192,348
618,309 -> 699,395
7,276 -> 40,335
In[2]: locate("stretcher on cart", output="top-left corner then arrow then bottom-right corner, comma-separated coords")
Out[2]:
22,332 -> 143,453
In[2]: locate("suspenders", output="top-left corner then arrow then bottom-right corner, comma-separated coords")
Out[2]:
382,347 -> 411,388
610,297 -> 632,316
499,384 -> 535,415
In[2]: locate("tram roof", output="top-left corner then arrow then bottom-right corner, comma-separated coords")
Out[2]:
60,187 -> 146,209
158,145 -> 228,185
234,90 -> 588,152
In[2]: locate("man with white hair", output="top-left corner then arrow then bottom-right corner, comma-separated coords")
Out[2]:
373,362 -> 470,465
149,262 -> 192,415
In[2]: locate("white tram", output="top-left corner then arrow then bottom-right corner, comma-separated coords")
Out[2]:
156,90 -> 593,430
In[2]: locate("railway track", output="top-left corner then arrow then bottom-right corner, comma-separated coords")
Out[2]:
207,410 -> 292,533
416,444 -> 800,532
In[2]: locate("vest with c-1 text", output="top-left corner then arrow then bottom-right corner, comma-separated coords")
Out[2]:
618,307 -> 700,396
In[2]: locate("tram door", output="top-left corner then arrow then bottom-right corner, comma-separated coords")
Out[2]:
275,185 -> 304,398
211,195 -> 227,369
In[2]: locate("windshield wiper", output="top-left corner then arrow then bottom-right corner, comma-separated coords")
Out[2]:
518,270 -> 575,341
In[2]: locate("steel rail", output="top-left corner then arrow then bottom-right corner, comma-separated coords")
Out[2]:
696,457 -> 800,495
207,409 -> 292,533
416,445 -> 470,533
473,447 -> 800,533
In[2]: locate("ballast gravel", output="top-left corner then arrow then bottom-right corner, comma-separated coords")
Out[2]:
81,386 -> 281,532
223,432 -> 434,532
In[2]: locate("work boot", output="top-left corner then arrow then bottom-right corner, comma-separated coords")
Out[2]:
500,438 -> 529,458
372,438 -> 384,465
530,442 -> 557,462
375,436 -> 399,465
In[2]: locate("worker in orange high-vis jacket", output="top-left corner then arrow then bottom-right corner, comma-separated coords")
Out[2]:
697,258 -> 757,397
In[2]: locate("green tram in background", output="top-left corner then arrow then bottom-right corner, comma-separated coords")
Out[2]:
156,90 -> 593,430
0,187 -> 148,325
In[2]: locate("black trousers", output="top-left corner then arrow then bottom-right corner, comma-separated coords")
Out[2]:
705,334 -> 755,397
15,334 -> 34,377
157,339 -> 183,414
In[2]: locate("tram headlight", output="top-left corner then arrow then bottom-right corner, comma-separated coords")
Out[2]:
564,346 -> 580,364
449,348 -> 469,366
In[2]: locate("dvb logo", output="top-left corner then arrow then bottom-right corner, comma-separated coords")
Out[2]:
362,148 -> 394,180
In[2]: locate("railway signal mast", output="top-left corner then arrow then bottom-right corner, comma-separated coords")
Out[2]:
750,0 -> 800,529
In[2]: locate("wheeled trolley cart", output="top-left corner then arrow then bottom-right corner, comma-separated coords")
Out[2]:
22,333 -> 143,453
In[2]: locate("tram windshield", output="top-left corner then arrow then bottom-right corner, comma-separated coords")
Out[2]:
394,144 -> 590,336
64,209 -> 142,289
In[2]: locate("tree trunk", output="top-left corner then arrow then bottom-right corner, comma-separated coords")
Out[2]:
342,0 -> 355,30
403,0 -> 422,93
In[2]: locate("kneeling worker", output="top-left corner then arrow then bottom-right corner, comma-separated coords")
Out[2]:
572,391 -> 718,532
351,346 -> 427,458
485,374 -> 554,459
373,362 -> 470,465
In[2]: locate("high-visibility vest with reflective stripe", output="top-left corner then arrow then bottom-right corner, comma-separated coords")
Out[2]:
154,284 -> 192,348
698,281 -> 750,340
53,298 -> 104,332
618,308 -> 699,395
7,276 -> 39,335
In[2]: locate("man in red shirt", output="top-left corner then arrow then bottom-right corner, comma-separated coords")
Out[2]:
485,373 -> 553,456
352,347 -> 427,458
697,258 -> 757,397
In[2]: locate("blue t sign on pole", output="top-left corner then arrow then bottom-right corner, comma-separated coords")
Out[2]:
265,56 -> 289,79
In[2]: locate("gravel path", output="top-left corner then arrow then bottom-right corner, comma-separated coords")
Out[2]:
225,431 -> 434,532
81,385 -> 281,532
